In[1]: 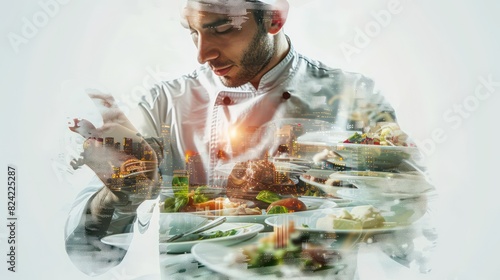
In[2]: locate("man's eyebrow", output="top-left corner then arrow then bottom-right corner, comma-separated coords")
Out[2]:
201,18 -> 231,29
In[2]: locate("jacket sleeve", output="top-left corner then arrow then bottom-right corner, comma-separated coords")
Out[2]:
64,84 -> 173,275
126,83 -> 171,138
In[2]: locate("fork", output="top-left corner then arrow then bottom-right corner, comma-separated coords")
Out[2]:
164,216 -> 227,242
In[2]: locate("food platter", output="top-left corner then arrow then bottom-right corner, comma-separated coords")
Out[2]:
265,207 -> 410,235
192,197 -> 338,229
296,130 -> 422,170
101,222 -> 264,254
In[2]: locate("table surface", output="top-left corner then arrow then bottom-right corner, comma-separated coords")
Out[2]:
67,194 -> 439,279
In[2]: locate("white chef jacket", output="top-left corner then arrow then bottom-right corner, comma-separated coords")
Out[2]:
134,43 -> 396,186
65,42 -> 398,277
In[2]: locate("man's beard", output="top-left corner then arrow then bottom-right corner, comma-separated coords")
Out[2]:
219,28 -> 274,88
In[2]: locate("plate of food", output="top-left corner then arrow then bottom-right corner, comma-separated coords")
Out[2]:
222,158 -> 323,207
101,220 -> 264,254
159,160 -> 338,229
160,191 -> 338,230
224,196 -> 337,225
191,221 -> 351,279
297,124 -> 422,170
265,205 -> 410,234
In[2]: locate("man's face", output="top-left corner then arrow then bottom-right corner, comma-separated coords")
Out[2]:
184,4 -> 275,87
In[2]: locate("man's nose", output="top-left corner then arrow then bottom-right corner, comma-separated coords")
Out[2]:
196,35 -> 219,64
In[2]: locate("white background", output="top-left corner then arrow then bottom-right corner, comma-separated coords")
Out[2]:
1,0 -> 499,279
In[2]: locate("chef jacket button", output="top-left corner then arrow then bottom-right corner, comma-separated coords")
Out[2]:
282,91 -> 291,100
223,96 -> 231,105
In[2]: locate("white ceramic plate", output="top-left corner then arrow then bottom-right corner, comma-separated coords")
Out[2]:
336,187 -> 432,201
101,222 -> 264,254
329,171 -> 434,194
191,242 -> 348,279
265,207 -> 409,234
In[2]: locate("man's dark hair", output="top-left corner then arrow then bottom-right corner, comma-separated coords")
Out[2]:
246,0 -> 270,31
252,9 -> 266,30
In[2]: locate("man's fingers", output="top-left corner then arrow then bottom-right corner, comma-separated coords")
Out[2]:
68,118 -> 100,138
87,92 -> 120,119
87,91 -> 136,130
87,91 -> 116,107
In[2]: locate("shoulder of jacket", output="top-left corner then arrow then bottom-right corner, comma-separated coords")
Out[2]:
295,52 -> 373,82
148,65 -> 213,97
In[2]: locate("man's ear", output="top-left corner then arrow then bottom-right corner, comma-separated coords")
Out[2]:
267,0 -> 289,35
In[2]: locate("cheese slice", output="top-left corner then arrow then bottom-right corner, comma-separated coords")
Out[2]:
333,218 -> 362,230
315,216 -> 362,231
351,205 -> 385,229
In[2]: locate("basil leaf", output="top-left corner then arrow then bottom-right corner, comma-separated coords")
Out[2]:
267,205 -> 289,214
163,197 -> 176,212
256,190 -> 282,204
174,195 -> 188,212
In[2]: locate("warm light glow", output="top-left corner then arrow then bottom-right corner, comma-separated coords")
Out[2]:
229,127 -> 238,139
185,150 -> 196,163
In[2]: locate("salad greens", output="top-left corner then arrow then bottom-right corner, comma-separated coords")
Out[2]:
267,205 -> 289,214
199,229 -> 237,240
163,185 -> 211,212
246,242 -> 301,268
193,186 -> 210,203
163,196 -> 188,213
256,190 -> 282,204
245,238 -> 336,272
344,132 -> 365,144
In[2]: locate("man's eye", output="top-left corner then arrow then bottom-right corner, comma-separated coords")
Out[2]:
213,23 -> 233,34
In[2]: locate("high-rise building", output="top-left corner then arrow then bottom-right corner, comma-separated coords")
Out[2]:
132,142 -> 143,160
142,145 -> 154,161
187,154 -> 206,185
105,137 -> 114,148
96,138 -> 104,147
160,123 -> 173,176
274,125 -> 293,156
123,137 -> 133,155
